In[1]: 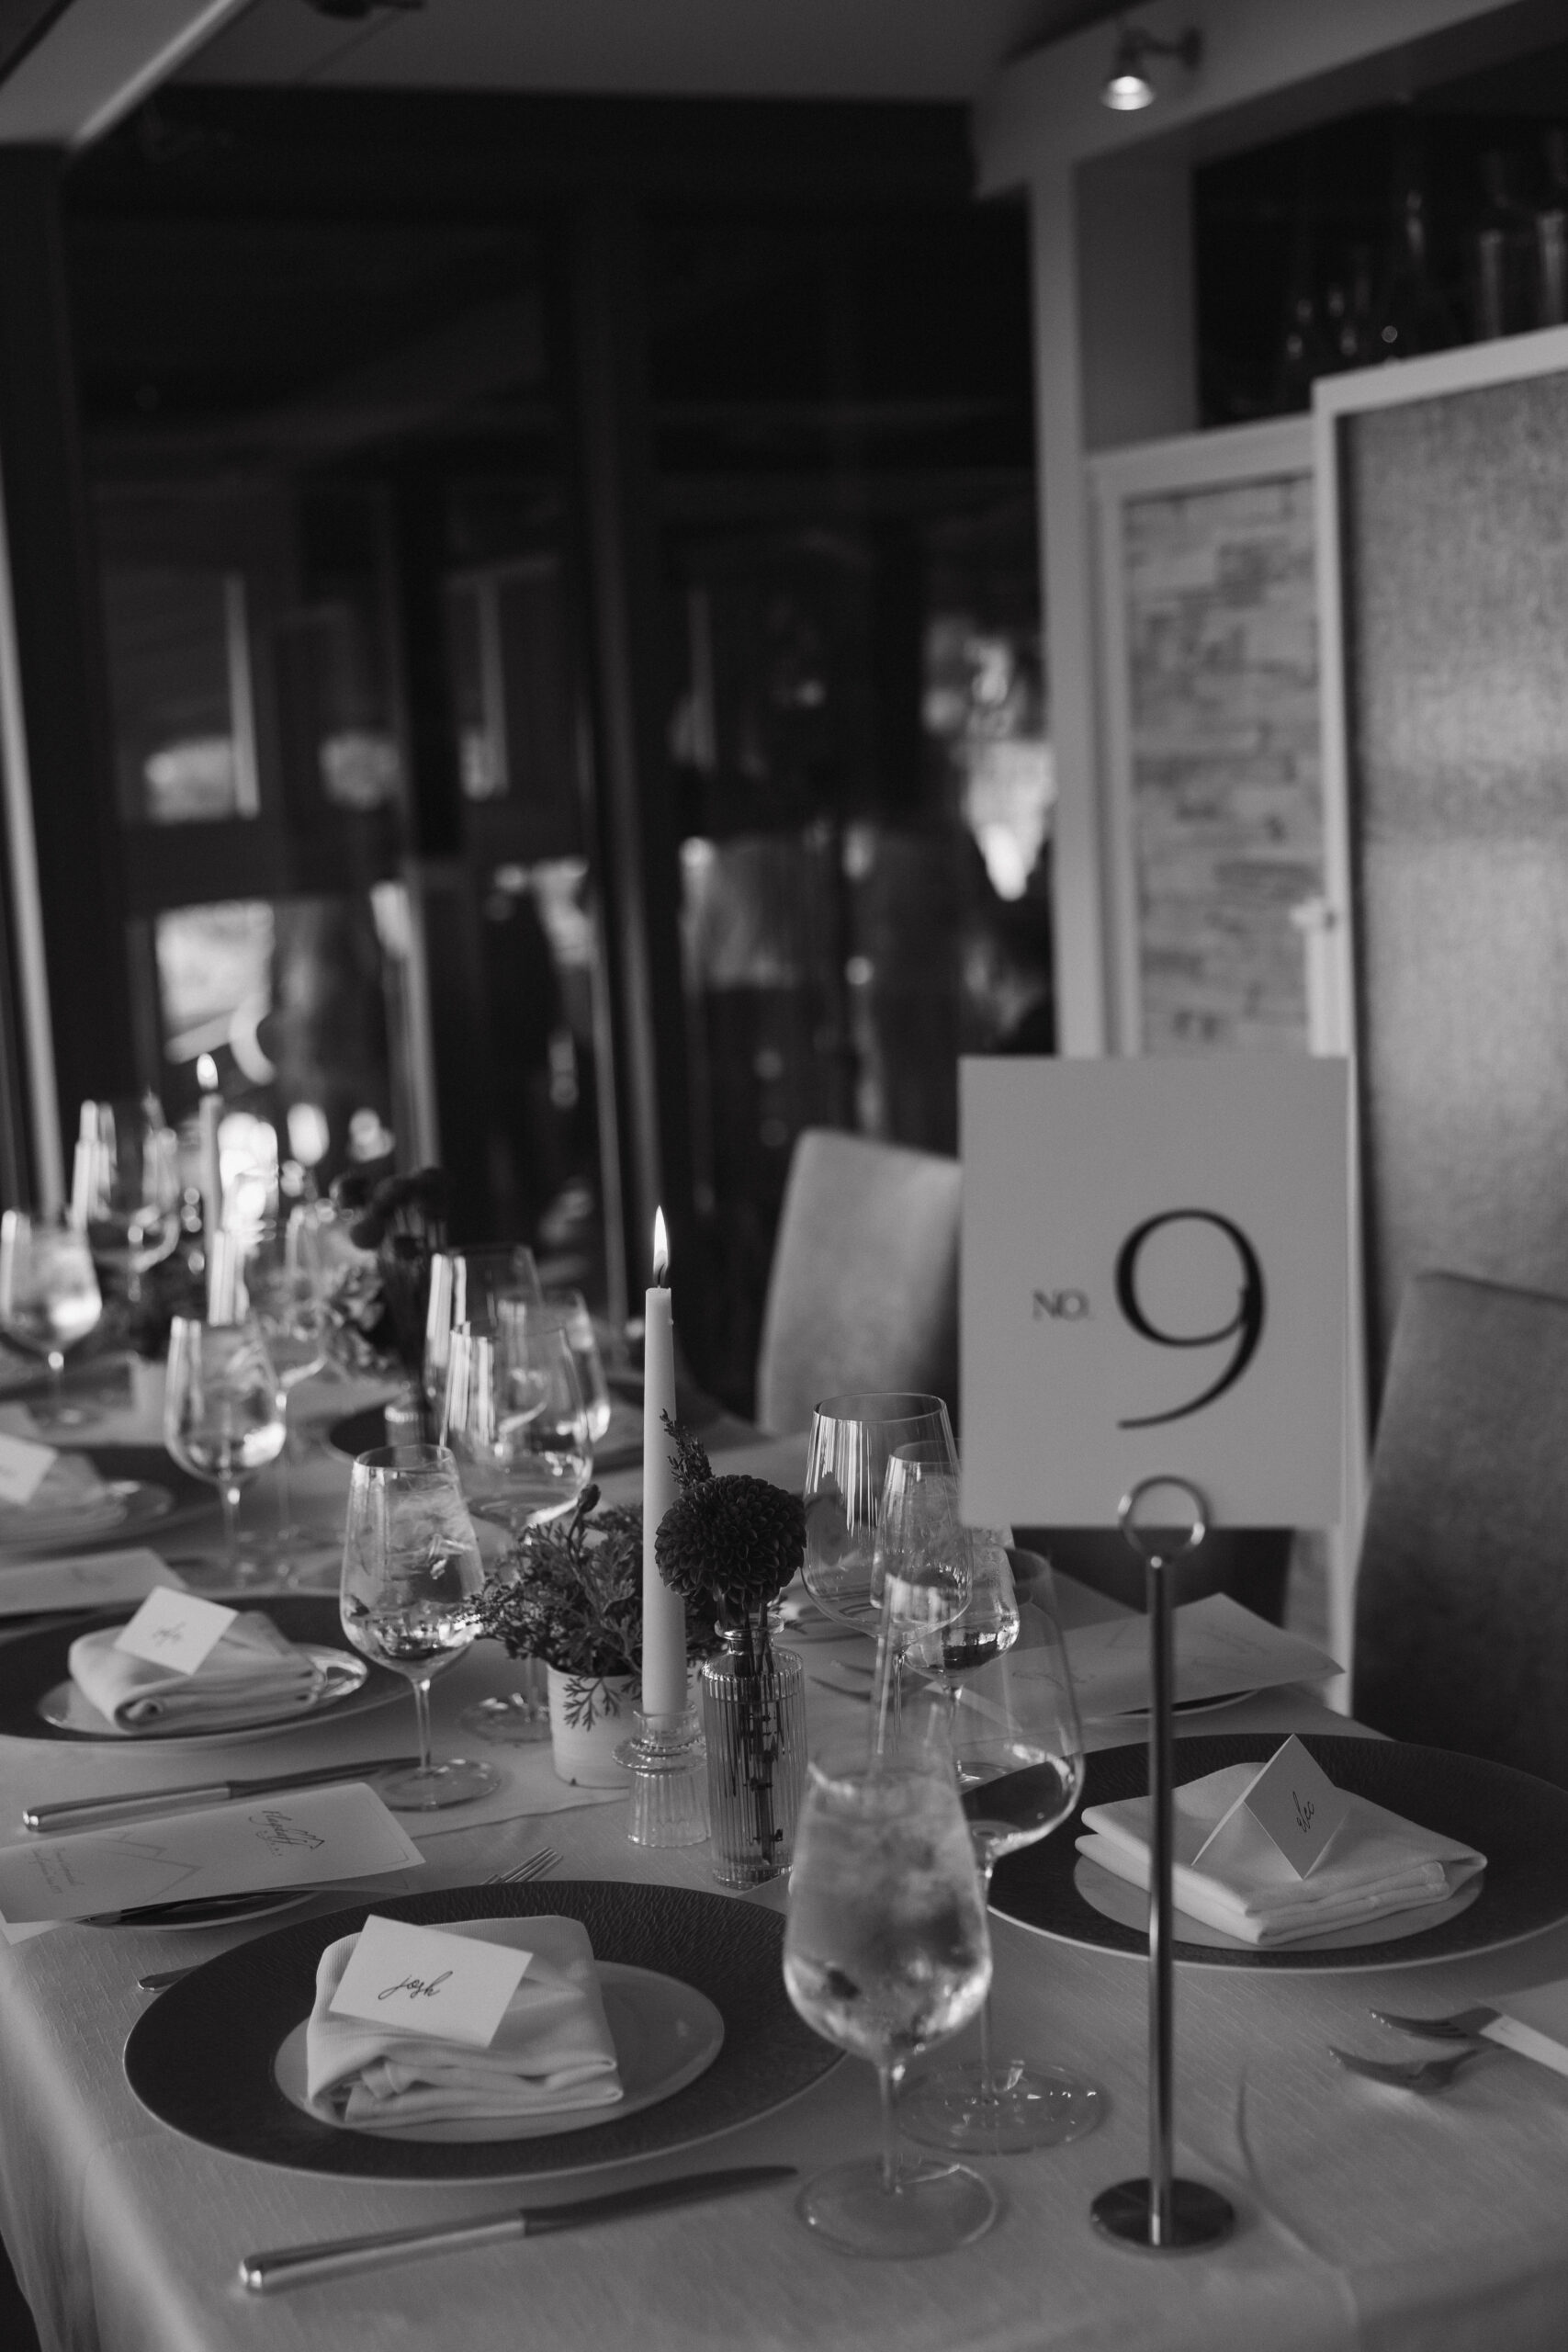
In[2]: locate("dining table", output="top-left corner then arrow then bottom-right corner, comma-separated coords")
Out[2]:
0,1360 -> 1564,2352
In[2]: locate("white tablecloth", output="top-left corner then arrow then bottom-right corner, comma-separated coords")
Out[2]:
0,1381 -> 1565,2351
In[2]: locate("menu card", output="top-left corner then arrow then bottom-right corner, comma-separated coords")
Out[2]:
960,1056 -> 1348,1528
0,1548 -> 186,1617
1063,1593 -> 1339,1719
0,1782 -> 423,1924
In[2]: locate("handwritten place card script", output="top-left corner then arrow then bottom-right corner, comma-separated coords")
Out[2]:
330,1915 -> 532,2049
960,1056 -> 1348,1528
0,1781 -> 423,1924
1193,1736 -> 1351,1878
113,1588 -> 236,1676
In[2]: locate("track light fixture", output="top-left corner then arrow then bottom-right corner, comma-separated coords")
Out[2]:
1100,21 -> 1202,112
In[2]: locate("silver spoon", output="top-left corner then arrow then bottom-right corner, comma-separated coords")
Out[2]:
1329,2043 -> 1485,2094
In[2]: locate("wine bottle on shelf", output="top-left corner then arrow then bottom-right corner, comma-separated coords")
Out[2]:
1373,176 -> 1459,362
1471,147 -> 1532,341
1536,128 -> 1568,329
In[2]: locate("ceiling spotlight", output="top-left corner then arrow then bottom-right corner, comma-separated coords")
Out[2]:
1100,22 -> 1202,112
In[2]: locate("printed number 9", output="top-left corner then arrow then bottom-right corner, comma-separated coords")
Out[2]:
1114,1210 -> 1265,1430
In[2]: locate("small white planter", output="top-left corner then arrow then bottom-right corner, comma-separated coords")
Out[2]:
546,1668 -> 640,1786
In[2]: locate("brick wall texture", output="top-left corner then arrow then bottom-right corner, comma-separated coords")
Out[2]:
1123,471 -> 1322,1052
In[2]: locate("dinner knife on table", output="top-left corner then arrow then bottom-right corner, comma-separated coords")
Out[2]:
240,2165 -> 799,2291
22,1756 -> 422,1832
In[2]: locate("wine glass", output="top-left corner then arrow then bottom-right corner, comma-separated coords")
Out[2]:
897,1562 -> 1104,2154
442,1316 -> 591,1745
237,1206 -> 331,1574
163,1315 -> 286,1589
866,1446 -> 980,1753
543,1289 -> 612,1444
783,1739 -> 998,2256
802,1392 -> 958,1632
0,1209 -> 103,1429
73,1094 -> 181,1312
423,1244 -> 542,1425
339,1443 -> 500,1810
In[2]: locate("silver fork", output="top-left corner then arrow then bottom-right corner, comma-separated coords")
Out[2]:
1329,2043 -> 1485,2094
1369,2004 -> 1497,2041
483,1846 -> 559,1886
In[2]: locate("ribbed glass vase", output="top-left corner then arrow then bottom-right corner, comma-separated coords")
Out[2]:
700,1625 -> 807,1888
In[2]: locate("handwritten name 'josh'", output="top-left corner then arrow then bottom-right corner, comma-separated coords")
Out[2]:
378,1970 -> 454,2003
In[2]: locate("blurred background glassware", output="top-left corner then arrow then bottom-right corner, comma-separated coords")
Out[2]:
163,1313 -> 285,1589
0,1208 -> 104,1428
866,1447 -> 981,1752
423,1244 -> 542,1429
897,1560 -> 1102,2155
543,1288 -> 611,1444
802,1392 -> 958,1633
235,1204 -> 332,1574
783,1735 -> 998,2256
339,1442 -> 499,1808
73,1093 -> 181,1321
441,1316 -> 591,1746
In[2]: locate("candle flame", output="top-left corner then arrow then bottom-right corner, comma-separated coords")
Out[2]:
196,1054 -> 219,1094
652,1205 -> 669,1284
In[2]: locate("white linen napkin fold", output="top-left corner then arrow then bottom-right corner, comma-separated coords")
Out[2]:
68,1609 -> 324,1731
305,1916 -> 624,2127
1077,1762 -> 1485,1947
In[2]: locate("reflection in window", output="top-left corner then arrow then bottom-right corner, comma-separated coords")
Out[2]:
102,567 -> 259,823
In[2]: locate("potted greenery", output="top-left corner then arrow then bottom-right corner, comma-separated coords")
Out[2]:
475,1487 -> 720,1784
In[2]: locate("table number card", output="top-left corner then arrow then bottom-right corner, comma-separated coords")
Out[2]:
0,1430 -> 57,1507
960,1056 -> 1349,1529
1193,1736 -> 1351,1878
330,1915 -> 531,2049
113,1588 -> 237,1676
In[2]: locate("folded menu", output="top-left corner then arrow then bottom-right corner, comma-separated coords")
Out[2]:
0,1452 -> 120,1546
69,1610 -> 324,1732
0,1781 -> 423,1924
306,1914 -> 624,2128
1077,1762 -> 1485,1946
0,1547 -> 185,1618
1063,1594 -> 1340,1719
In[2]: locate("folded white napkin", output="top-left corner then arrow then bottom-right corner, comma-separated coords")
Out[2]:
306,1916 -> 624,2127
0,1453 -> 118,1544
68,1609 -> 323,1732
1077,1763 -> 1485,1947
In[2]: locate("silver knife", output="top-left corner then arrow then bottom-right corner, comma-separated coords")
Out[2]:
240,2165 -> 798,2292
24,1757 -> 422,1833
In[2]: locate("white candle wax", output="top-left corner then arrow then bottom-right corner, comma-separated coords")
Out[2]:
641,1276 -> 688,1718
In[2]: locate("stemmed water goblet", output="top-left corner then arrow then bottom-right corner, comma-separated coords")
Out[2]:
897,1555 -> 1104,2154
162,1314 -> 285,1589
0,1209 -> 104,1429
802,1392 -> 959,1634
440,1313 -> 592,1744
783,1732 -> 998,2256
339,1442 -> 500,1810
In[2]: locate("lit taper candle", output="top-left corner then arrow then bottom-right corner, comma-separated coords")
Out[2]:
641,1208 -> 687,1717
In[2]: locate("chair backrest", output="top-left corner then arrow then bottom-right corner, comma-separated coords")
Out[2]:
1353,1268 -> 1568,1788
754,1128 -> 962,1436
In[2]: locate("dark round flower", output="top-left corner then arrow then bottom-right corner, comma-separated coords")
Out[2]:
408,1166 -> 448,1217
347,1212 -> 386,1250
656,1474 -> 805,1614
332,1171 -> 373,1212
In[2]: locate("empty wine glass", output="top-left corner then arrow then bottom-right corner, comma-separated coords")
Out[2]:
543,1289 -> 612,1444
784,1738 -> 998,2256
897,1563 -> 1104,2154
423,1244 -> 542,1425
73,1094 -> 181,1312
237,1205 -> 331,1574
867,1446 -> 979,1754
0,1209 -> 103,1428
802,1392 -> 958,1633
339,1443 -> 500,1810
163,1315 -> 285,1589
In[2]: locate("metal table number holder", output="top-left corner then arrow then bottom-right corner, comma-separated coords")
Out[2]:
1090,1474 -> 1235,2255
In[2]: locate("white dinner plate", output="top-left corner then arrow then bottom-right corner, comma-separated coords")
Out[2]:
0,1479 -> 172,1557
274,1957 -> 725,2143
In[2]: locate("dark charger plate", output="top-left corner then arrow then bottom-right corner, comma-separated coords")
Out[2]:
990,1733 -> 1568,1972
124,1882 -> 841,2183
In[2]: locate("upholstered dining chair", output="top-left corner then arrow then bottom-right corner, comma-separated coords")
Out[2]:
1352,1267 -> 1568,1790
753,1128 -> 962,1436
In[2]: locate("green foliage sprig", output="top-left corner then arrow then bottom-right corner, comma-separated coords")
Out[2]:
476,1484 -> 721,1681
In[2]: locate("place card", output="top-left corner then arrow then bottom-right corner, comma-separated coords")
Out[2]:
330,1914 -> 531,2049
113,1588 -> 236,1675
0,1430 -> 57,1507
0,1781 -> 424,1924
1192,1736 -> 1350,1878
0,1548 -> 186,1617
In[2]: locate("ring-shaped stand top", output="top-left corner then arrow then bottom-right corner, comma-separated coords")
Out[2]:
1116,1475 -> 1209,1573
